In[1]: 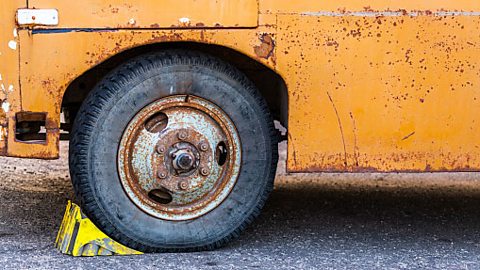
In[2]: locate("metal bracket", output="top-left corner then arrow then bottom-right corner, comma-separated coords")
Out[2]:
55,201 -> 143,257
17,9 -> 59,26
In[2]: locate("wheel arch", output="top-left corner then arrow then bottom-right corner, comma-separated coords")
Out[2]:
61,42 -> 288,131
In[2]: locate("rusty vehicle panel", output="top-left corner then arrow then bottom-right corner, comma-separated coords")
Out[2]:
5,0 -> 480,253
279,14 -> 480,172
28,0 -> 259,28
2,0 -> 480,172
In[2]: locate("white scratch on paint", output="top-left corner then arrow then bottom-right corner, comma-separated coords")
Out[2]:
7,85 -> 13,92
169,86 -> 174,94
0,74 -> 2,81
8,40 -> 17,50
0,84 -> 5,92
1,101 -> 10,113
13,28 -> 18,38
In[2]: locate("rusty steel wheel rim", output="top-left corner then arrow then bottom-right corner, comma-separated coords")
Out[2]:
118,95 -> 241,221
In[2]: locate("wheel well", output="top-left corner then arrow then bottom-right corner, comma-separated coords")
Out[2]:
61,42 -> 288,131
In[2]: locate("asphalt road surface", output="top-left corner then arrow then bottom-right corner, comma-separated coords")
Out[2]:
1,142 -> 480,269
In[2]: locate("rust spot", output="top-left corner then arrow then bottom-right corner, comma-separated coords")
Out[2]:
325,39 -> 339,49
150,23 -> 160,28
350,29 -> 361,38
195,22 -> 205,27
295,165 -> 480,173
150,33 -> 183,43
254,34 -> 275,61
363,6 -> 375,12
405,49 -> 413,65
118,95 -> 241,220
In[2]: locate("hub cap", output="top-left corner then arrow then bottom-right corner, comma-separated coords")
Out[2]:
118,95 -> 241,221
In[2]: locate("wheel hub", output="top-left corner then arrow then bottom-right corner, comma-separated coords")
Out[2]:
118,95 -> 241,221
169,142 -> 200,175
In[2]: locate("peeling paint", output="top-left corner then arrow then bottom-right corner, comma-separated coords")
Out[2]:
254,34 -> 276,62
12,1 -> 480,171
1,101 -> 10,113
279,9 -> 480,172
179,17 -> 191,24
8,40 -> 17,50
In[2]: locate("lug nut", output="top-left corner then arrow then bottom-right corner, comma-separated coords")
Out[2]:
158,172 -> 167,179
199,143 -> 209,152
178,131 -> 188,140
178,181 -> 189,190
157,146 -> 165,154
200,167 -> 210,176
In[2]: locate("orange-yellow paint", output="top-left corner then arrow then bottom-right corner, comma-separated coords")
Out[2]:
277,14 -> 480,172
260,1 -> 480,14
29,0 -> 259,28
4,1 -> 480,172
0,1 -> 25,155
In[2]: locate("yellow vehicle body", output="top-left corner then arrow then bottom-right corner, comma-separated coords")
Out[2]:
1,1 -> 480,172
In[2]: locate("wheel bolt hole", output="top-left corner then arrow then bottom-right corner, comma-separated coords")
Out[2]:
148,188 -> 173,204
216,141 -> 228,166
144,112 -> 168,133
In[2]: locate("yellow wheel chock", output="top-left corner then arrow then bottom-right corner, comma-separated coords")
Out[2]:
55,201 -> 143,256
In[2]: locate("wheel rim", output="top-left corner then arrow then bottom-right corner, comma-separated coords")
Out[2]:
118,95 -> 241,221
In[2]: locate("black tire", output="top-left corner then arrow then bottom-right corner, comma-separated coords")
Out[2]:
69,50 -> 278,252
